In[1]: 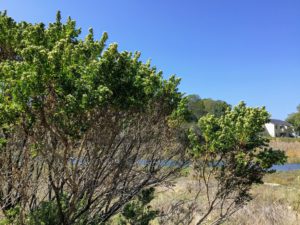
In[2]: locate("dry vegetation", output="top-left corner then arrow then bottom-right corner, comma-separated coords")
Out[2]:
270,138 -> 300,163
141,138 -> 300,225
226,170 -> 300,225
149,170 -> 300,225
3,168 -> 300,225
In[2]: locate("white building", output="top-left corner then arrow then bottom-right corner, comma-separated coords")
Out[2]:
264,119 -> 296,137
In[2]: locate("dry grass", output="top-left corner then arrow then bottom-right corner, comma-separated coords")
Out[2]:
150,170 -> 300,225
270,139 -> 300,163
226,170 -> 300,225
225,198 -> 299,225
4,167 -> 296,225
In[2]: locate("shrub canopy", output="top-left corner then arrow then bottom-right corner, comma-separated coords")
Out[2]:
0,11 -> 188,224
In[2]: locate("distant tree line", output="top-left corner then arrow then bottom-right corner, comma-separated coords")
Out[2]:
186,94 -> 230,121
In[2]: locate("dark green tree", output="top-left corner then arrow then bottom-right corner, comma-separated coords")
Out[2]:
118,188 -> 159,225
286,105 -> 300,135
187,95 -> 230,121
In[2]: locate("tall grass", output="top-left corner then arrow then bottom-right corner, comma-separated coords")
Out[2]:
150,170 -> 300,225
271,137 -> 300,143
270,139 -> 300,163
225,170 -> 300,225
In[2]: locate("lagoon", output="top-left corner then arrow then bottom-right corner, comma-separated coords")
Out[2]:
272,163 -> 300,171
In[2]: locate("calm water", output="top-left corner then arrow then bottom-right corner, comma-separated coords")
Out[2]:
272,163 -> 300,171
139,160 -> 300,171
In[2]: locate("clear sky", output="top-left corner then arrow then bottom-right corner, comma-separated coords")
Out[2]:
1,0 -> 299,119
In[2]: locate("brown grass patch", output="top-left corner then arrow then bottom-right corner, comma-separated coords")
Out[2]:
226,170 -> 300,225
270,139 -> 300,163
151,170 -> 300,225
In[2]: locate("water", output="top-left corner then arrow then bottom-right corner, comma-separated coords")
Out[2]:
272,163 -> 300,171
138,160 -> 300,172
71,158 -> 300,172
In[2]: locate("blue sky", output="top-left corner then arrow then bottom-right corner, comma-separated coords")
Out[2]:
1,0 -> 300,119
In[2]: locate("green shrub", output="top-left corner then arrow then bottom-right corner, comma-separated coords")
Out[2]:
117,188 -> 159,225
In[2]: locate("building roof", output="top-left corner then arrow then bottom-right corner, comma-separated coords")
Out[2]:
269,119 -> 292,126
